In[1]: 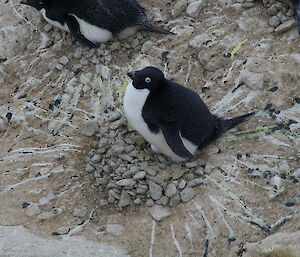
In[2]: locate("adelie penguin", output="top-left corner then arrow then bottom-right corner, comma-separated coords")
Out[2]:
123,67 -> 256,162
20,0 -> 173,48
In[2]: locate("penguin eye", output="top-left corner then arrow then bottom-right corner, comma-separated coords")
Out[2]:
145,77 -> 151,83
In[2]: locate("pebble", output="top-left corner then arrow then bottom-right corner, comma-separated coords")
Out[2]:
185,161 -> 198,168
108,112 -> 122,122
238,70 -> 265,89
73,49 -> 82,59
26,204 -> 41,217
106,224 -> 125,235
134,198 -> 142,205
133,171 -> 146,180
148,181 -> 163,200
292,169 -> 300,178
37,212 -> 55,220
146,199 -> 155,207
98,65 -> 112,80
149,205 -> 171,221
187,178 -> 204,187
116,179 -> 136,187
189,33 -> 211,49
165,183 -> 178,197
172,169 -> 185,180
180,187 -> 196,202
118,191 -> 132,207
44,24 -> 53,32
85,163 -> 95,173
73,208 -> 87,218
80,120 -> 100,136
172,0 -> 187,18
275,19 -> 297,33
178,179 -> 187,190
169,194 -> 181,207
59,56 -> 69,65
141,40 -> 153,53
186,0 -> 205,18
110,42 -> 121,51
269,16 -> 281,28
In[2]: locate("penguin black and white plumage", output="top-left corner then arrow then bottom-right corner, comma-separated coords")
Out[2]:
123,67 -> 255,162
289,0 -> 300,33
20,0 -> 173,48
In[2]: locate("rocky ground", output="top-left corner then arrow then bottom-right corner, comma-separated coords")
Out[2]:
0,0 -> 299,256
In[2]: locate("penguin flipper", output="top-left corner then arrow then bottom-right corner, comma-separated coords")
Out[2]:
295,2 -> 300,34
159,122 -> 193,160
64,15 -> 98,48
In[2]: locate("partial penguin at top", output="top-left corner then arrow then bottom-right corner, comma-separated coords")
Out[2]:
289,0 -> 300,33
123,67 -> 256,162
20,0 -> 174,48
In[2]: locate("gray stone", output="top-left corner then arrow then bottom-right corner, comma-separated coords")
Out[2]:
133,171 -> 146,180
146,168 -> 157,176
275,19 -> 297,33
169,194 -> 181,207
238,70 -> 265,89
118,191 -> 132,207
172,0 -> 187,18
186,0 -> 205,18
180,187 -> 196,202
38,197 -> 49,205
293,169 -> 300,178
178,179 -> 187,190
44,24 -> 53,32
73,48 -> 82,59
172,169 -> 185,180
165,183 -> 178,197
80,120 -> 100,136
189,33 -> 211,49
59,56 -> 69,65
141,40 -> 153,53
85,163 -> 95,173
146,199 -> 155,207
194,167 -> 204,175
116,179 -> 136,187
133,198 -> 142,205
119,154 -> 133,162
37,212 -> 55,220
160,196 -> 169,206
108,112 -> 121,122
106,224 -> 125,235
26,204 -> 41,217
149,205 -> 171,221
269,16 -> 280,28
91,154 -> 102,163
185,161 -> 198,168
148,181 -> 162,200
73,208 -> 87,218
110,42 -> 121,51
187,178 -> 204,187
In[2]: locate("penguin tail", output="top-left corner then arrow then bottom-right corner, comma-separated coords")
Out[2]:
214,111 -> 256,135
140,21 -> 175,35
223,111 -> 257,131
142,24 -> 175,35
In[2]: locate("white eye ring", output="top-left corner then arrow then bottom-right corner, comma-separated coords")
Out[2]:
145,77 -> 151,83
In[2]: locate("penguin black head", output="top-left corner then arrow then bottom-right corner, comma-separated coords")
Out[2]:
20,0 -> 45,10
127,66 -> 165,91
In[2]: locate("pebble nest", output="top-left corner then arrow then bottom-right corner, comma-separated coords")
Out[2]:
84,111 -> 209,208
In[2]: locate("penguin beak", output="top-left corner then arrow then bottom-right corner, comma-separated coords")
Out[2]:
20,0 -> 28,4
127,71 -> 136,80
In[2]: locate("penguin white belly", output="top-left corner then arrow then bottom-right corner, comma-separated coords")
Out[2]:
40,9 -> 69,31
71,14 -> 113,43
123,83 -> 198,162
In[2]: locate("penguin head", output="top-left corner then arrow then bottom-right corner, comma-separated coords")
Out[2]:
20,0 -> 45,10
127,66 -> 165,91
